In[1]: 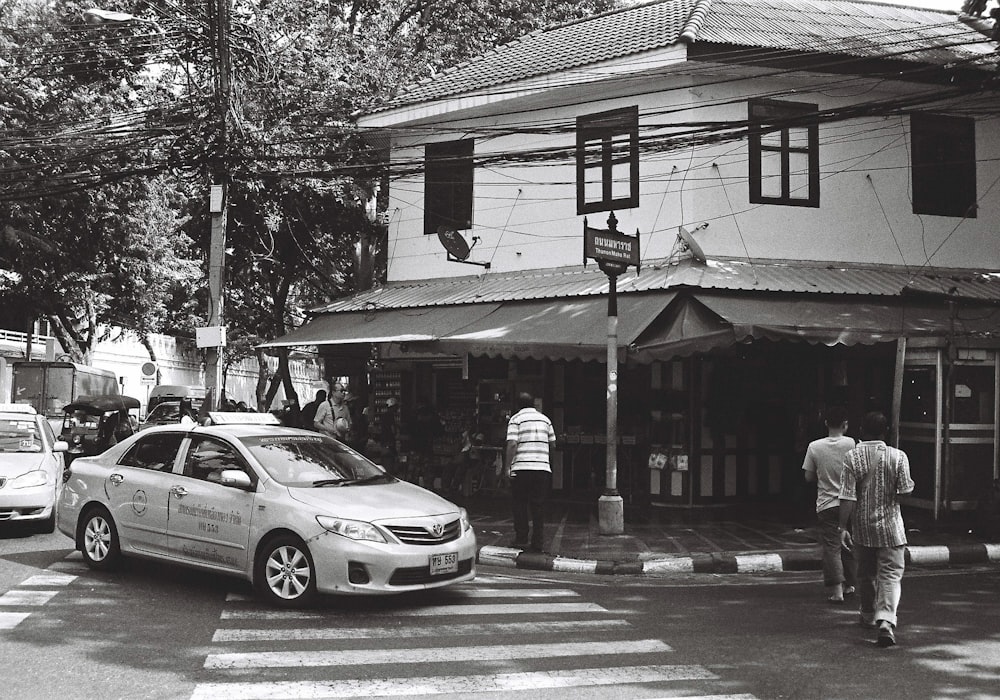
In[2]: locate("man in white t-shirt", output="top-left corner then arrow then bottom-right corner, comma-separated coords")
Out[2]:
803,405 -> 857,603
504,392 -> 556,552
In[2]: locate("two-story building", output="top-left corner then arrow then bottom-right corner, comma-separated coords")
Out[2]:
267,0 -> 1000,519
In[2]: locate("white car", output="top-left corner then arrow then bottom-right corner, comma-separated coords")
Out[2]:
57,414 -> 476,607
0,403 -> 68,533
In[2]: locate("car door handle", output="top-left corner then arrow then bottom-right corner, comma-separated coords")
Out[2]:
170,485 -> 188,498
109,473 -> 124,485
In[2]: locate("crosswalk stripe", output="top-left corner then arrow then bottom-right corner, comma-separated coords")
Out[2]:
221,602 -> 607,620
0,612 -> 31,629
205,639 -> 671,669
19,573 -> 77,587
0,590 -> 59,606
190,664 -> 717,699
224,587 -> 581,603
212,618 -> 631,642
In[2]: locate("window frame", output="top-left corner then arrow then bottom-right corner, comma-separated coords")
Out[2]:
910,112 -> 977,218
748,98 -> 820,208
576,106 -> 640,215
423,138 -> 475,234
182,435 -> 255,485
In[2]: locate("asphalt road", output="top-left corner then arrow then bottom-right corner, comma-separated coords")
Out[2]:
1,527 -> 998,699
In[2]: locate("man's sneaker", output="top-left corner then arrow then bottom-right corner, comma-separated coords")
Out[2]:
877,623 -> 897,647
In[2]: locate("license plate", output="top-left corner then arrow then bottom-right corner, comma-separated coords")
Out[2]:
429,552 -> 458,576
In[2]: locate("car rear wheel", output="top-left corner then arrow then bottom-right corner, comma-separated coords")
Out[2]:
79,507 -> 121,570
254,535 -> 317,608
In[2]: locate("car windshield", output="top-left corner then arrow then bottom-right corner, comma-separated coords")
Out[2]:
242,434 -> 391,488
0,416 -> 43,453
147,403 -> 180,422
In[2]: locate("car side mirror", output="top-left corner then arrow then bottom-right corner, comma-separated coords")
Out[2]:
219,469 -> 253,490
53,440 -> 70,453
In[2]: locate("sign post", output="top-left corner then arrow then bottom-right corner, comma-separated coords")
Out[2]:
584,213 -> 640,536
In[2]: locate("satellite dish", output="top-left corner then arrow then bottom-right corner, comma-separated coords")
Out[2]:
437,227 -> 471,261
677,225 -> 708,264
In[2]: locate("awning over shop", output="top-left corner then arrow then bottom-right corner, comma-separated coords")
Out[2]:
413,293 -> 677,362
260,303 -> 501,348
633,293 -> 1000,361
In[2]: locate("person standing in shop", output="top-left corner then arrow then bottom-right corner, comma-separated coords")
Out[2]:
504,392 -> 556,552
314,382 -> 351,439
802,405 -> 857,603
839,411 -> 915,648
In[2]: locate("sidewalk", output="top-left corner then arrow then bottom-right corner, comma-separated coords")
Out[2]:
457,494 -> 1000,577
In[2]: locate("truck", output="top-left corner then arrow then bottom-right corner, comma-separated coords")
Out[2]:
10,360 -> 120,432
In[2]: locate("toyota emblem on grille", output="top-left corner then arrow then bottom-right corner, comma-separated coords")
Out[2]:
431,523 -> 444,538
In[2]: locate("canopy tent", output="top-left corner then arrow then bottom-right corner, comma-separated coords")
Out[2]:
410,293 -> 677,362
632,293 -> 1000,361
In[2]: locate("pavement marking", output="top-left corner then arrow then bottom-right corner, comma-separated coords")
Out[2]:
0,612 -> 31,629
212,619 -> 631,643
985,543 -> 1000,561
0,590 -> 59,606
908,545 -> 951,565
643,558 -> 696,574
204,639 -> 673,669
191,665 -> 717,699
646,695 -> 757,700
225,587 -> 580,603
221,602 -> 609,620
19,573 -> 77,587
551,557 -> 599,573
735,553 -> 784,573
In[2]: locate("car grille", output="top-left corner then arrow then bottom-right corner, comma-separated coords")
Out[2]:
388,558 -> 473,586
386,518 -> 461,545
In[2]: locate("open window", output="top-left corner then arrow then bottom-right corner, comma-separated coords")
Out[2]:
748,99 -> 819,207
911,113 -> 976,218
576,106 -> 639,215
424,139 -> 474,234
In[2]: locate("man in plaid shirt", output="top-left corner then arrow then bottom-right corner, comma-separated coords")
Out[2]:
839,411 -> 915,648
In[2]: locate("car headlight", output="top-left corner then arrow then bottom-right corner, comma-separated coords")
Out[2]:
459,507 -> 472,533
10,470 -> 49,489
316,515 -> 387,543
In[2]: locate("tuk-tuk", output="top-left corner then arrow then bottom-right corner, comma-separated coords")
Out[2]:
61,394 -> 141,464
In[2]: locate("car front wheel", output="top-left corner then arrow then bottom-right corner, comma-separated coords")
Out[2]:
254,535 -> 317,608
79,507 -> 121,570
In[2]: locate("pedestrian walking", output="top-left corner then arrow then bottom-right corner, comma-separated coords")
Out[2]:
802,405 -> 857,603
504,392 -> 555,552
839,411 -> 915,648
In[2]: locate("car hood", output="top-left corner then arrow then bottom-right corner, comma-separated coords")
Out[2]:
285,479 -> 460,521
0,452 -> 48,475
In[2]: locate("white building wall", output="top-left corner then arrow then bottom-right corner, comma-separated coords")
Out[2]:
384,65 -> 1000,281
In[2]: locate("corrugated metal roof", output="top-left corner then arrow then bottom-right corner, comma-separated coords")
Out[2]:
312,259 -> 1000,313
366,0 -> 996,116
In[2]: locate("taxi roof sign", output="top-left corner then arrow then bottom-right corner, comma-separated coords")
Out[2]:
0,403 -> 37,414
208,412 -> 281,426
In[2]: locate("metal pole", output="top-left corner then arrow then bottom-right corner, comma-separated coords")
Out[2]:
204,0 -> 231,411
598,260 -> 624,534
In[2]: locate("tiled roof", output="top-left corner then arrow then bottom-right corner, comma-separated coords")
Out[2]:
368,0 -> 996,115
312,259 -> 1000,313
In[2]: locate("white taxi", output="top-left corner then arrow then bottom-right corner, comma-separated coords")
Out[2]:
57,413 -> 476,607
0,403 -> 68,533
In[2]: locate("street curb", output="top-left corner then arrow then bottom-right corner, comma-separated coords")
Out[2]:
477,543 -> 1000,576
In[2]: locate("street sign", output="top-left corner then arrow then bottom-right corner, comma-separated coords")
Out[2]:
140,361 -> 157,385
583,214 -> 640,275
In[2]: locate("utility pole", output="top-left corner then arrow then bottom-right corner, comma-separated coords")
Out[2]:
202,0 -> 231,410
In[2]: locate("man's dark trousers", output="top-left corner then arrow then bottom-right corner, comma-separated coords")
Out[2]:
511,470 -> 552,550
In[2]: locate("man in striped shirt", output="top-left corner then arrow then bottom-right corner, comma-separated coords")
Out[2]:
505,392 -> 556,552
839,411 -> 915,648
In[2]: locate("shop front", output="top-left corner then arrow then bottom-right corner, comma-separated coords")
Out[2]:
262,262 -> 1000,519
